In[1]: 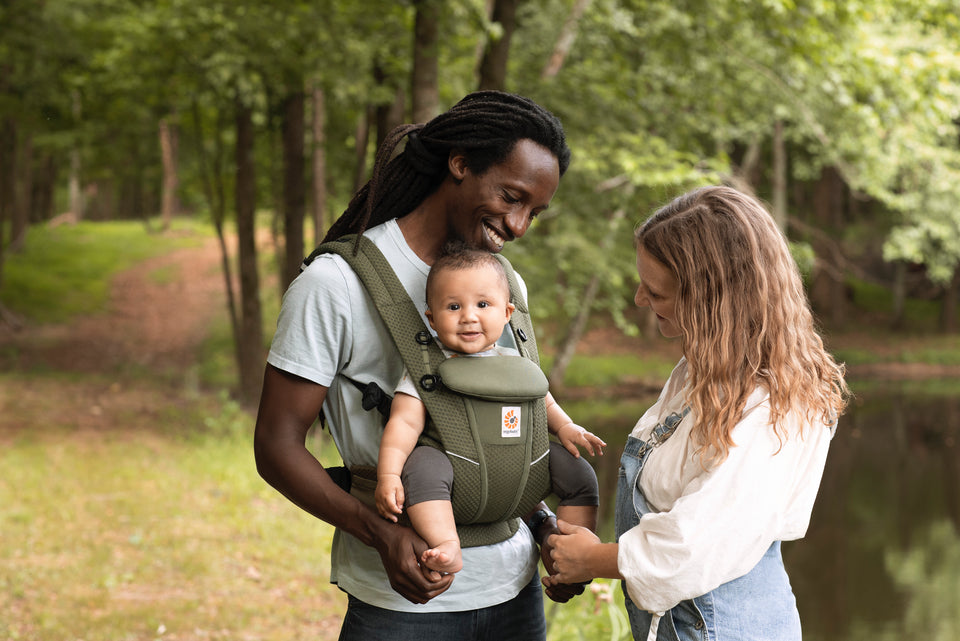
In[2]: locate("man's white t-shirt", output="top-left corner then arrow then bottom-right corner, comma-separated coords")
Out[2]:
267,218 -> 539,612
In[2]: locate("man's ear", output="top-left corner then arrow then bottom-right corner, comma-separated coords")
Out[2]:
448,150 -> 468,184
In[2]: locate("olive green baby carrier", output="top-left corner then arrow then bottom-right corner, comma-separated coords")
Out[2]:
314,235 -> 551,547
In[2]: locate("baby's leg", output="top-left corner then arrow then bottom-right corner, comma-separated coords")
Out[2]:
549,441 -> 600,531
406,500 -> 462,574
401,446 -> 462,574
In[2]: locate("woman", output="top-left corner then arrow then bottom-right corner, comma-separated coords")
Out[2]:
543,186 -> 849,640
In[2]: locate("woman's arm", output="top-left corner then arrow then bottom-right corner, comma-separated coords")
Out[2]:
253,364 -> 453,603
542,519 -> 622,588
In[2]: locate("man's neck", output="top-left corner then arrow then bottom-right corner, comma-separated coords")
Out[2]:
396,204 -> 446,265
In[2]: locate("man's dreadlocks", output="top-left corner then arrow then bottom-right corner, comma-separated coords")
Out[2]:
322,91 -> 570,245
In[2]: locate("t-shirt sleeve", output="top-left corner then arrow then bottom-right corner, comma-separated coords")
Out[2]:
266,255 -> 353,386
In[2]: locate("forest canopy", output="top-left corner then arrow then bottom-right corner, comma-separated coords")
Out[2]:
1,0 -> 959,401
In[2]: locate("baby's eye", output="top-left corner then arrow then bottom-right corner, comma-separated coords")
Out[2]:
478,301 -> 489,309
448,303 -> 460,311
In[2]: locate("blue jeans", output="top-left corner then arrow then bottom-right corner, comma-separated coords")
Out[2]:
617,435 -> 801,641
338,571 -> 546,641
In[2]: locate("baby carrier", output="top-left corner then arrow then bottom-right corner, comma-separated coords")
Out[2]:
308,235 -> 552,547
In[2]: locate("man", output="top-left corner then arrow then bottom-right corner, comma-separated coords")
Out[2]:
254,91 -> 580,640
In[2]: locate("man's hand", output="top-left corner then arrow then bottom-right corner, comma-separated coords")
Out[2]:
532,513 -> 590,603
373,520 -> 454,604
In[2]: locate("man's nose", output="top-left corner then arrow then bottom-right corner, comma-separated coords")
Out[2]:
503,209 -> 531,240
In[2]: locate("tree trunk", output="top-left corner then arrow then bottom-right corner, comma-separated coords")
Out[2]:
32,153 -> 56,223
809,166 -> 846,325
192,100 -> 241,366
374,62 -> 406,152
69,89 -> 84,220
412,0 -> 440,122
477,0 -> 519,91
891,260 -> 906,330
541,0 -> 591,79
474,0 -> 496,78
771,119 -> 787,231
0,121 -> 8,299
548,206 -> 627,391
235,97 -> 264,406
310,82 -> 328,247
9,130 -> 32,251
940,269 -> 959,333
281,87 -> 306,292
353,106 -> 372,193
159,115 -> 180,230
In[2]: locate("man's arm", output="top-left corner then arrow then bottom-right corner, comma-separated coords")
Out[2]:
253,364 -> 453,603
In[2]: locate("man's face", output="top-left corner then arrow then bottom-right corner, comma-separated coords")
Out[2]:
425,265 -> 515,354
447,139 -> 560,254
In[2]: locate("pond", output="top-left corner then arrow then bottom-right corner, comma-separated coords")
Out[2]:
566,379 -> 960,641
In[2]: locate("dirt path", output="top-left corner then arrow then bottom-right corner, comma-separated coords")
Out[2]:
0,236 -> 230,436
2,236 -> 226,376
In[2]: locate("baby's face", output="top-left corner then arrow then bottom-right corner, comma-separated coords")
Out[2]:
425,266 -> 514,354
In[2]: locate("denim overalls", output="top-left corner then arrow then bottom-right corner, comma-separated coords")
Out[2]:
615,409 -> 802,641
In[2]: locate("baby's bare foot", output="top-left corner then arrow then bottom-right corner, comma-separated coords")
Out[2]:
421,540 -> 463,574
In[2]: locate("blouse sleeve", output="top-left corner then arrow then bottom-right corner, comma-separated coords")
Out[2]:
617,400 -> 833,614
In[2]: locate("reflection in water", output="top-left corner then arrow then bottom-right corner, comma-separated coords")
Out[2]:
568,382 -> 960,641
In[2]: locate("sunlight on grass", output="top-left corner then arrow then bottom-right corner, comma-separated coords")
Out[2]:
0,396 -> 345,641
1,218 -> 206,323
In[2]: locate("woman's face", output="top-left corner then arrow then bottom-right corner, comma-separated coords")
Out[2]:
635,246 -> 681,338
447,139 -> 560,254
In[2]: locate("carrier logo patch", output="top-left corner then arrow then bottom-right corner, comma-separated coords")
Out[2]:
502,407 -> 522,437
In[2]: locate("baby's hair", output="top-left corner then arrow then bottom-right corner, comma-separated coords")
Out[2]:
425,241 -> 510,309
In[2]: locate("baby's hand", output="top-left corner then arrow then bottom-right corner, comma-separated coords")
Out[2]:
556,423 -> 606,458
374,474 -> 405,522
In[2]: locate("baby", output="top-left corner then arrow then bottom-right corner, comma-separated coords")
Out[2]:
375,243 -> 605,574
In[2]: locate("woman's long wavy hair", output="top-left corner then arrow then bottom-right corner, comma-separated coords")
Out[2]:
636,186 -> 849,463
322,91 -> 570,247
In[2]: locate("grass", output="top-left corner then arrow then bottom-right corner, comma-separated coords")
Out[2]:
1,218 -> 205,323
0,376 -> 346,641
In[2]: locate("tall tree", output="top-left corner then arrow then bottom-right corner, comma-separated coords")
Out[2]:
477,0 -> 520,91
280,82 -> 306,291
412,0 -> 440,122
234,95 -> 264,404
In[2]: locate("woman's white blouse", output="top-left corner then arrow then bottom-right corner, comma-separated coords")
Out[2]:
617,358 -> 835,614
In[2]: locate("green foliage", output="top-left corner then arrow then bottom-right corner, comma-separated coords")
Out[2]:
0,220 -> 204,323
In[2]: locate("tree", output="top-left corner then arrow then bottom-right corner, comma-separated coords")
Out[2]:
412,0 -> 441,122
477,0 -> 520,91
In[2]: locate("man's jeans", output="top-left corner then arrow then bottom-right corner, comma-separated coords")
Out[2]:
338,571 -> 546,641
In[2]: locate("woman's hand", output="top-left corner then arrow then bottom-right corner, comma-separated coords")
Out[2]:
543,519 -> 618,587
